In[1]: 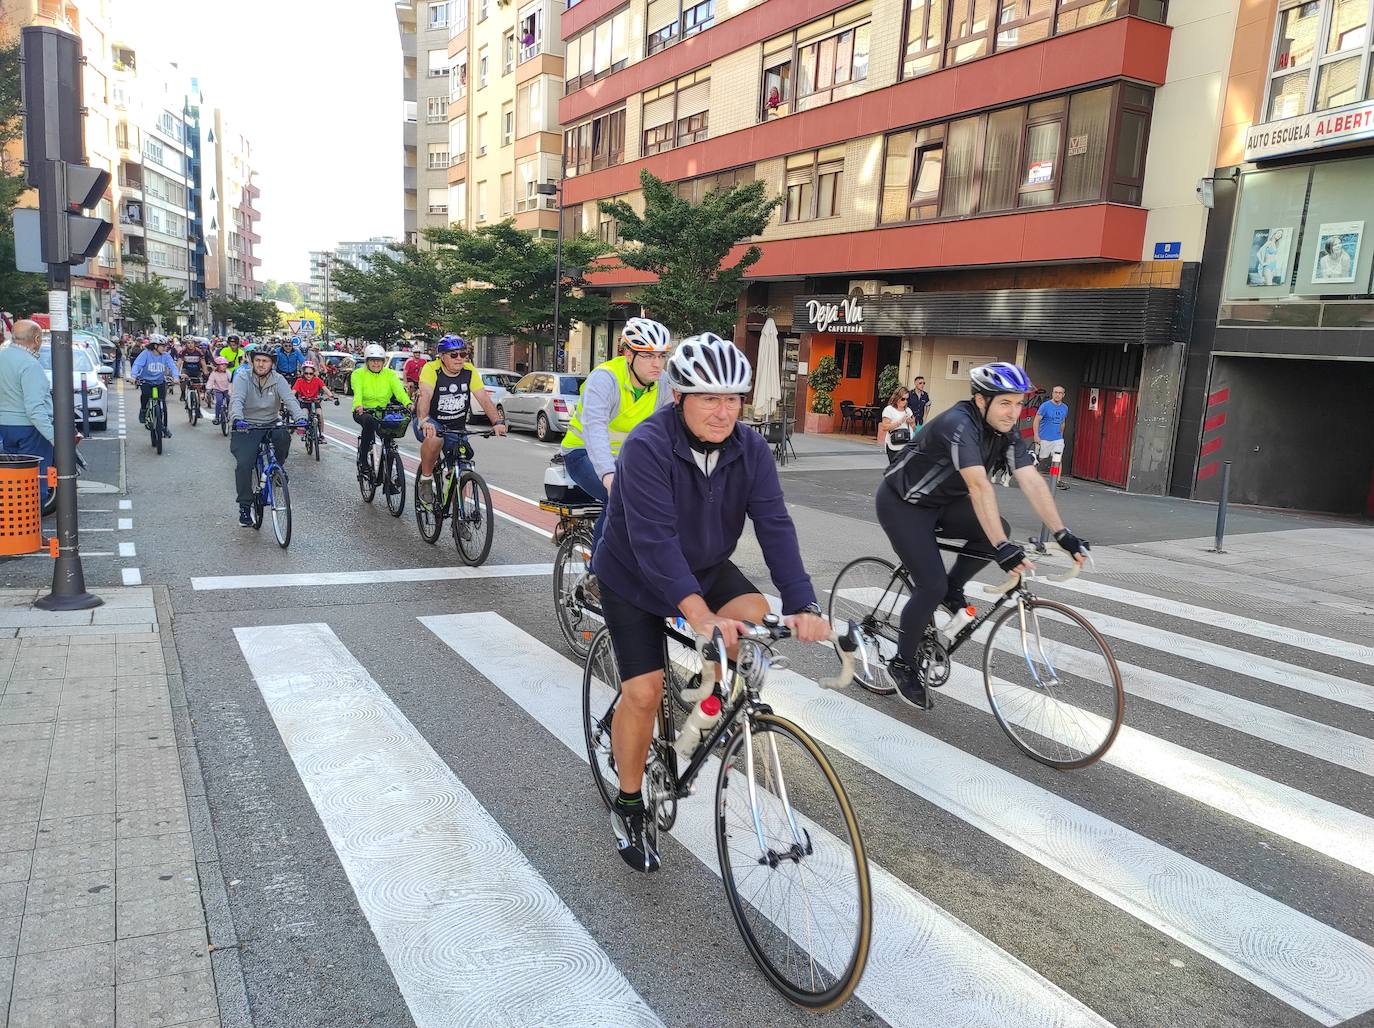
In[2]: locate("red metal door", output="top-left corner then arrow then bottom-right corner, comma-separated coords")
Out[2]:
1096,389 -> 1137,488
1072,386 -> 1103,480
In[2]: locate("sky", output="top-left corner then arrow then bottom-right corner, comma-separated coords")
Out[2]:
113,0 -> 402,285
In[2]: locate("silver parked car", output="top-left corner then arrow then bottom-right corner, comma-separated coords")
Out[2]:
474,368 -> 520,422
498,372 -> 586,442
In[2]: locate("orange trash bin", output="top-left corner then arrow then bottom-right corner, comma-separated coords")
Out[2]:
0,453 -> 43,556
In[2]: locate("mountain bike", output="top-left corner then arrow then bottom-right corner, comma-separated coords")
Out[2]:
356,406 -> 409,517
213,390 -> 230,437
235,417 -> 304,548
140,382 -> 168,455
828,546 -> 1124,768
582,617 -> 873,1010
301,397 -> 340,461
414,428 -> 497,565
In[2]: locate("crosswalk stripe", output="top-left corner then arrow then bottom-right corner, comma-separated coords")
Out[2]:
234,623 -> 663,1028
753,669 -> 1374,1025
192,563 -> 553,591
1047,577 -> 1374,667
423,612 -> 1114,1028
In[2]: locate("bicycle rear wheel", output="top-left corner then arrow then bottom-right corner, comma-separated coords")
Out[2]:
220,403 -> 229,437
827,557 -> 909,696
384,448 -> 406,517
983,597 -> 1124,769
269,469 -> 291,548
358,446 -> 377,503
414,457 -> 446,544
451,470 -> 493,565
581,627 -> 623,813
715,713 -> 871,1010
553,528 -> 598,658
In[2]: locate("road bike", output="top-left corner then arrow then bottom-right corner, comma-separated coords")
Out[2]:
356,406 -> 409,517
414,428 -> 497,565
236,417 -> 303,548
140,382 -> 168,455
183,381 -> 204,427
582,616 -> 873,1010
828,545 -> 1124,768
544,498 -> 605,659
301,397 -> 340,461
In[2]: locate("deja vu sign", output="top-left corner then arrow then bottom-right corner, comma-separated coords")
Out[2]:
1245,99 -> 1374,161
804,297 -> 865,334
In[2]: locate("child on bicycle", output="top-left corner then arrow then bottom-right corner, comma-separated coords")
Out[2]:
206,357 -> 232,425
291,362 -> 336,445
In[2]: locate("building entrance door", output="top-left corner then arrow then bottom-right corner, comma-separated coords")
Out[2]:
1072,386 -> 1136,488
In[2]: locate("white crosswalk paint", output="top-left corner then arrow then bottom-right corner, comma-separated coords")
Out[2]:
192,563 -> 553,591
424,612 -> 1115,1028
752,665 -> 1374,1025
1047,577 -> 1374,667
117,518 -> 132,530
119,542 -> 135,558
121,568 -> 142,586
234,623 -> 663,1028
119,499 -> 131,509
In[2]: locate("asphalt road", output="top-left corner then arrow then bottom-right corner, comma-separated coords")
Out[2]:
21,386 -> 1374,1028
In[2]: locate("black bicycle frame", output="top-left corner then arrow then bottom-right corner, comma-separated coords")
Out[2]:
871,563 -> 1022,657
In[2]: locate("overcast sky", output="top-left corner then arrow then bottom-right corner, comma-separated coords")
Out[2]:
115,0 -> 401,284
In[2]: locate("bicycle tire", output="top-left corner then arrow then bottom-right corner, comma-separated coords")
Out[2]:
581,627 -> 623,814
451,470 -> 493,565
982,597 -> 1124,769
270,468 -> 291,548
415,456 -> 446,544
384,448 -> 406,517
358,446 -> 377,503
251,466 -> 264,530
827,557 -> 910,697
553,527 -> 598,658
304,419 -> 315,458
715,713 -> 871,1010
220,406 -> 229,437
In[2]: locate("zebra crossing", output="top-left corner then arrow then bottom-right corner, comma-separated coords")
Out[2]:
227,569 -> 1374,1028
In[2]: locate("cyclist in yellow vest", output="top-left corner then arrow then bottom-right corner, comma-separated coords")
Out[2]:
560,317 -> 672,555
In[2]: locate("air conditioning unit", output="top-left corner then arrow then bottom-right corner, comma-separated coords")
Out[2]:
847,279 -> 886,295
880,284 -> 913,295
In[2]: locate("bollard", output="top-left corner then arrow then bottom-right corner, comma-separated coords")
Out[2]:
1210,460 -> 1232,554
1030,451 -> 1062,554
80,379 -> 90,436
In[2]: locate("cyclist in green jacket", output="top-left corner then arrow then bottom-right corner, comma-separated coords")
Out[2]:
351,343 -> 411,472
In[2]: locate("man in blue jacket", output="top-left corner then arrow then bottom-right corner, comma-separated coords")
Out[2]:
592,332 -> 831,873
275,337 -> 306,384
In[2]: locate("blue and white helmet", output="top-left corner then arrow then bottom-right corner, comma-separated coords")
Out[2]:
667,333 -> 752,394
969,362 -> 1033,397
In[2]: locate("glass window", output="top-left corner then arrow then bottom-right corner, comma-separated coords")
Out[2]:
940,117 -> 979,216
1316,54 -> 1363,109
903,0 -> 947,78
947,0 -> 994,65
1054,0 -> 1123,33
880,131 -> 915,223
1268,69 -> 1311,119
996,0 -> 1053,51
611,11 -> 630,69
1060,87 -> 1111,203
1110,109 -> 1149,203
980,106 -> 1024,211
1019,119 -> 1060,207
1275,1 -> 1320,69
785,155 -> 814,222
762,59 -> 792,118
1326,0 -> 1367,54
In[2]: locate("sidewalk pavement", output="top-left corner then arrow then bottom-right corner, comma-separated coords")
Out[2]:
0,586 -> 246,1028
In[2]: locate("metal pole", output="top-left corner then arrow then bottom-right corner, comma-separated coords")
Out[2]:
1210,460 -> 1232,554
552,160 -> 566,372
80,379 -> 90,436
36,255 -> 101,611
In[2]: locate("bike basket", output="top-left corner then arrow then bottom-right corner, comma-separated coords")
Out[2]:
376,413 -> 412,438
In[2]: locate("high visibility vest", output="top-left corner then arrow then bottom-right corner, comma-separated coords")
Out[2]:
561,356 -> 658,455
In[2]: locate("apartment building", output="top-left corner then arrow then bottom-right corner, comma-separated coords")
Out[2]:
398,0 -> 458,245
202,109 -> 263,302
1174,0 -> 1374,515
556,0 -> 1241,495
307,237 -> 396,308
2,0 -> 121,331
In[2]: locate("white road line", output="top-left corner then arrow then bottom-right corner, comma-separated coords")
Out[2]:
117,518 -> 132,530
121,568 -> 142,586
751,664 -> 1374,1026
119,500 -> 131,509
235,623 -> 662,1028
78,509 -> 112,514
1048,578 -> 1374,667
191,562 -> 553,591
80,528 -> 114,532
424,612 -> 1114,1028
118,542 -> 135,558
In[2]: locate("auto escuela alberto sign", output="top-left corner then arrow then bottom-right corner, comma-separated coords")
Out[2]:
1245,99 -> 1374,161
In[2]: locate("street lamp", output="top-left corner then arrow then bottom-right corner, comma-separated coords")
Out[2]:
536,163 -> 566,372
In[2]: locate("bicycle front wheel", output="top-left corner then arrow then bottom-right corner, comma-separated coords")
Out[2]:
358,447 -> 377,503
251,467 -> 264,530
451,470 -> 493,565
827,557 -> 910,696
414,458 -> 445,544
220,405 -> 229,437
983,597 -> 1124,769
553,528 -> 598,658
384,449 -> 406,517
716,713 -> 871,1010
269,469 -> 291,548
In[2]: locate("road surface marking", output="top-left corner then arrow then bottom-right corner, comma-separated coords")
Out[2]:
119,500 -> 131,510
117,518 -> 132,530
118,543 -> 135,558
235,623 -> 663,1028
121,568 -> 142,586
1047,578 -> 1374,667
424,612 -> 1114,1028
192,563 -> 554,591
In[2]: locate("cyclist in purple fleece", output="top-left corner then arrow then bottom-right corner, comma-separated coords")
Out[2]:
591,332 -> 830,873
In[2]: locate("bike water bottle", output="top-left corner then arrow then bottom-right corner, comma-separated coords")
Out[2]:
939,605 -> 977,644
673,694 -> 722,762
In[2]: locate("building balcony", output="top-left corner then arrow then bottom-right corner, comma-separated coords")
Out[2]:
404,166 -> 417,191
404,121 -> 416,148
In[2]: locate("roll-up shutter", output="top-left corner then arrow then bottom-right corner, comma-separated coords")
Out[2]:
676,80 -> 710,118
642,94 -> 675,130
647,0 -> 676,35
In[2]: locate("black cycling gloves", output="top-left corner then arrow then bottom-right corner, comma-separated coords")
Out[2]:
993,540 -> 1027,572
1054,529 -> 1090,558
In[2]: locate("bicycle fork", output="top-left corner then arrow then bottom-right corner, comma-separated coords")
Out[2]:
1017,599 -> 1063,688
740,715 -> 812,865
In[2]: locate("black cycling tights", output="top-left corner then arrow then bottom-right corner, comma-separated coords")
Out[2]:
874,484 -> 1009,665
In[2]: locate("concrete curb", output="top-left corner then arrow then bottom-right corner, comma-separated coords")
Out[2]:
153,583 -> 254,1028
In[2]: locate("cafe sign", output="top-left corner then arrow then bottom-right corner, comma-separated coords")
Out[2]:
1244,99 -> 1374,161
804,297 -> 865,334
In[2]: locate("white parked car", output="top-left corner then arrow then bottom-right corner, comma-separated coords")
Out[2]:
474,368 -> 521,421
38,342 -> 110,430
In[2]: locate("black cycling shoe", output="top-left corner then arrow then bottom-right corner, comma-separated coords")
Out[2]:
891,656 -> 934,711
940,591 -> 967,615
237,505 -> 254,528
611,797 -> 661,873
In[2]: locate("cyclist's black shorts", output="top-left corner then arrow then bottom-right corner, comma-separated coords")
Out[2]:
600,560 -> 759,681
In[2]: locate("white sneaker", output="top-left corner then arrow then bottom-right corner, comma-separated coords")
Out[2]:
417,475 -> 436,507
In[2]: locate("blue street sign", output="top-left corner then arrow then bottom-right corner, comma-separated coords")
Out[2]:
1154,241 -> 1182,260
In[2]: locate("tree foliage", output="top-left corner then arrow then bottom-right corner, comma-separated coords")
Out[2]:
0,36 -> 47,319
209,295 -> 278,336
262,279 -> 303,307
330,244 -> 449,344
423,221 -> 611,344
121,278 -> 186,332
598,171 -> 782,337
278,305 -> 324,335
877,364 -> 901,403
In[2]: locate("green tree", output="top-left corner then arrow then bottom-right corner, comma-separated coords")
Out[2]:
233,298 -> 280,336
0,37 -> 47,319
332,253 -> 404,344
275,281 -> 304,307
598,170 -> 782,337
877,364 -> 901,403
424,221 -> 611,345
808,355 -> 841,416
120,278 -> 186,332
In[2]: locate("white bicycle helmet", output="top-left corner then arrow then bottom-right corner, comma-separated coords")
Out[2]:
666,333 -> 752,393
363,344 -> 387,360
621,317 -> 672,353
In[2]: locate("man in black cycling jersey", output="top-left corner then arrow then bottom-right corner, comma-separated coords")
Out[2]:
877,362 -> 1089,709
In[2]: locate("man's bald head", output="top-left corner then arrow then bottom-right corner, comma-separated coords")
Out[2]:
12,321 -> 41,351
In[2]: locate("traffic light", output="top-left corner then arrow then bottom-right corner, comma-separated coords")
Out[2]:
38,162 -> 112,266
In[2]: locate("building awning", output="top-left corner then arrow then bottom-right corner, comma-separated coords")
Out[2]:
793,287 -> 1182,346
